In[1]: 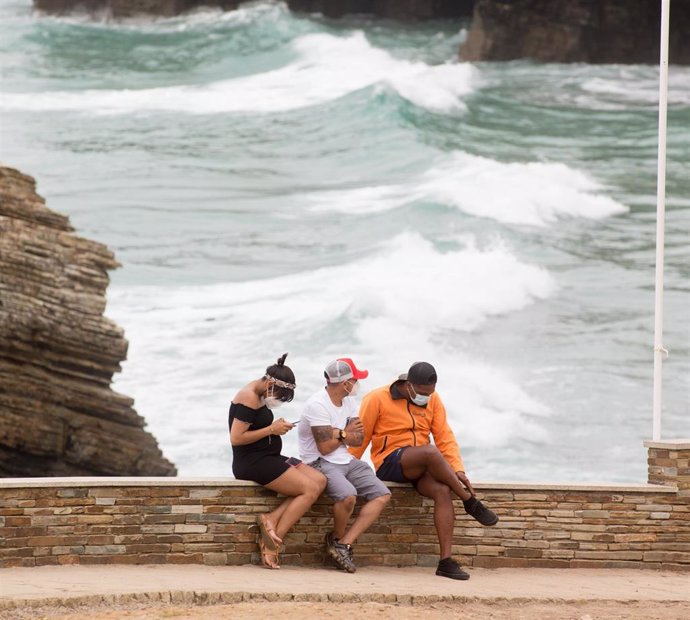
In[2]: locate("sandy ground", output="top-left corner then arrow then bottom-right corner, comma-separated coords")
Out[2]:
2,565 -> 689,619
5,600 -> 690,620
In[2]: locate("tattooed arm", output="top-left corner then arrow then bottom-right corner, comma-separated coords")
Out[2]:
311,425 -> 345,455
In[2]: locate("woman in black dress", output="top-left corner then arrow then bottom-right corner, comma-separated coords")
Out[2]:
229,353 -> 326,569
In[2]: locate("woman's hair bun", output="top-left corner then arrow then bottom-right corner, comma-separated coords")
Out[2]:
276,353 -> 288,366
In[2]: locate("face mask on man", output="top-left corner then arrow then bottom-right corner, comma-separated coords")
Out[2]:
344,380 -> 360,397
408,384 -> 430,406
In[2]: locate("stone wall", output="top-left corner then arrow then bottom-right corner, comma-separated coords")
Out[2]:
1,441 -> 688,570
0,166 -> 176,477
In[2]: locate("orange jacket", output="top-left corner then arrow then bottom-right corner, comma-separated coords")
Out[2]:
349,380 -> 464,473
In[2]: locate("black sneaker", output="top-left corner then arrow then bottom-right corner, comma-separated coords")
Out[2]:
323,532 -> 338,566
323,532 -> 338,553
463,496 -> 499,526
436,557 -> 470,580
328,541 -> 357,573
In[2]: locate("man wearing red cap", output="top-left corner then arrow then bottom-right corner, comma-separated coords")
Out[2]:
298,358 -> 391,574
351,361 -> 499,581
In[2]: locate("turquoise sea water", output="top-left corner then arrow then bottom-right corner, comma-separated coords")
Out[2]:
1,0 -> 688,482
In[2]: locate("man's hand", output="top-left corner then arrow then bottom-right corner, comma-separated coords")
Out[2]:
456,471 -> 475,496
345,417 -> 363,434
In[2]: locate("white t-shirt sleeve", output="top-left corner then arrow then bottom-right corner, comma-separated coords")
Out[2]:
302,400 -> 333,428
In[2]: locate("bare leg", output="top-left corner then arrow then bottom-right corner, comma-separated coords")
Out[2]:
266,496 -> 294,530
265,464 -> 327,540
400,445 -> 470,500
333,496 -> 356,540
415,473 -> 454,559
339,494 -> 390,545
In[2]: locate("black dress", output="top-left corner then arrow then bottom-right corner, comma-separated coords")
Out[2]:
229,402 -> 290,485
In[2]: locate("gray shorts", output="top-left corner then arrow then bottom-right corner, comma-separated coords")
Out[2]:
310,458 -> 391,502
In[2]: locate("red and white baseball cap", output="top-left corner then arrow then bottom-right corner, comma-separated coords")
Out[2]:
324,358 -> 369,383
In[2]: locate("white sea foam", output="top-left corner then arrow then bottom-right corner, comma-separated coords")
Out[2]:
108,232 -> 553,474
306,152 -> 628,226
1,31 -> 477,115
580,68 -> 690,108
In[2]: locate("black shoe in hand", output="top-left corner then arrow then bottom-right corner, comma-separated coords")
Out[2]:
436,557 -> 470,580
463,496 -> 499,526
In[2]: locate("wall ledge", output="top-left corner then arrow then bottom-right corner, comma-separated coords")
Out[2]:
644,438 -> 690,450
0,476 -> 678,493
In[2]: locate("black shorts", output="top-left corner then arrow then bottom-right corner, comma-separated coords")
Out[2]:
376,447 -> 420,484
233,454 -> 290,486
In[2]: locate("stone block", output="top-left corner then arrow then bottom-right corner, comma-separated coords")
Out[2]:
173,524 -> 207,534
83,545 -> 126,555
644,551 -> 690,563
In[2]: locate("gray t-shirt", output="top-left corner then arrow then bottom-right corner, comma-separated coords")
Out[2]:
298,388 -> 357,465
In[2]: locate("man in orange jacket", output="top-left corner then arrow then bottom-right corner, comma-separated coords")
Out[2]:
350,361 -> 498,580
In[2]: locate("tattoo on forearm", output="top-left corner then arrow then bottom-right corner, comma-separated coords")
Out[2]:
312,426 -> 333,443
347,430 -> 364,446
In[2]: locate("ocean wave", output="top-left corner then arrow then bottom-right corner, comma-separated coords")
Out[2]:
580,68 -> 690,108
0,29 -> 477,114
305,152 -> 628,226
107,232 -> 553,473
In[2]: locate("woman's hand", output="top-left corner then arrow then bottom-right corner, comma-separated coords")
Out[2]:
270,418 -> 295,436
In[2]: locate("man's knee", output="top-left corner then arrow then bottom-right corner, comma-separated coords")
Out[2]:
315,472 -> 328,492
431,483 -> 452,502
407,444 -> 443,463
375,493 -> 392,507
336,495 -> 357,510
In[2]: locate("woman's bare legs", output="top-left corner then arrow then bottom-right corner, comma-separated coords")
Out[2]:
264,464 -> 327,540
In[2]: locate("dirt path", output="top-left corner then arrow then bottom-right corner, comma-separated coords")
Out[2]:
6,600 -> 690,620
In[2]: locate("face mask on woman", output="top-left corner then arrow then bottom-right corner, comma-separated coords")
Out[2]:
264,397 -> 283,410
263,386 -> 284,410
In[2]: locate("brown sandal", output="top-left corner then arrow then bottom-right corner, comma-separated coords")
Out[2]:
258,514 -> 282,550
258,537 -> 280,569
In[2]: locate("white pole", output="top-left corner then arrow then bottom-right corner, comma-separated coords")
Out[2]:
652,0 -> 671,441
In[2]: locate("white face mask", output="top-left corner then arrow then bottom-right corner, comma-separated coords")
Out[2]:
408,384 -> 430,406
264,397 -> 283,410
345,380 -> 360,397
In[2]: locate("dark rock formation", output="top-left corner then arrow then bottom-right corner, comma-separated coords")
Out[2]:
34,0 -> 239,19
461,0 -> 690,65
286,0 -> 474,20
0,166 -> 176,477
33,0 -> 473,19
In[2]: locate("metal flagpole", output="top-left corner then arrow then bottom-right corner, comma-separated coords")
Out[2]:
652,0 -> 671,441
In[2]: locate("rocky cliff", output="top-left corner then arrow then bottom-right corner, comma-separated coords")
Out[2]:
32,0 -> 689,65
0,166 -> 176,477
286,0 -> 473,20
461,0 -> 690,65
33,0 -> 473,19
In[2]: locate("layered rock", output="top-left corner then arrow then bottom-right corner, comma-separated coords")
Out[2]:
461,0 -> 690,64
33,0 -> 473,19
34,0 -> 239,19
0,166 -> 176,477
286,0 -> 474,20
